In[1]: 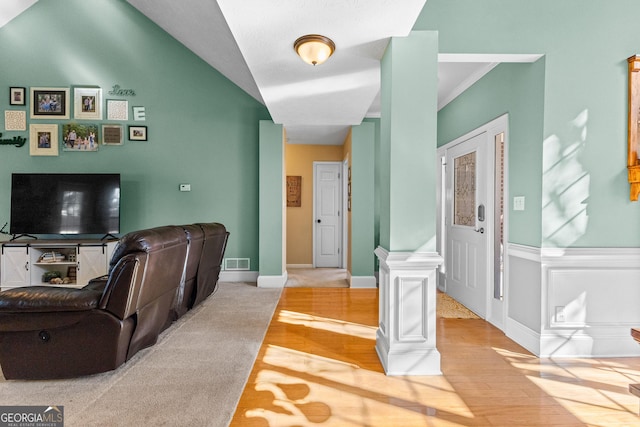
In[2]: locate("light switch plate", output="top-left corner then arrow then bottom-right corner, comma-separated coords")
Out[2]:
513,196 -> 525,211
179,184 -> 191,192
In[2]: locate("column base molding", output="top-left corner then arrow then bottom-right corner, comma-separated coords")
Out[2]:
375,246 -> 443,376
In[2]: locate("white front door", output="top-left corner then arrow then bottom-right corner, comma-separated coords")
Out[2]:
445,132 -> 489,318
439,114 -> 508,330
314,162 -> 342,268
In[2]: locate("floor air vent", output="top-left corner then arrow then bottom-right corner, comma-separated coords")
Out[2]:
224,258 -> 250,271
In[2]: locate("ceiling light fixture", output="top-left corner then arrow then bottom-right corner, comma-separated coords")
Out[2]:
293,34 -> 335,66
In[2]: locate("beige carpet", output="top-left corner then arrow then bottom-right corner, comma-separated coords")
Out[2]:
286,268 -> 349,288
437,291 -> 480,319
0,282 -> 282,427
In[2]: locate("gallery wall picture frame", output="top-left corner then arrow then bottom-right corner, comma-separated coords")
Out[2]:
128,125 -> 147,141
102,124 -> 124,145
9,87 -> 25,105
106,99 -> 128,120
29,123 -> 59,156
30,87 -> 69,119
62,123 -> 99,151
74,87 -> 103,120
5,110 -> 26,131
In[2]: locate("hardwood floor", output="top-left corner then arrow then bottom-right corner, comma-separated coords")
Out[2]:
231,288 -> 640,426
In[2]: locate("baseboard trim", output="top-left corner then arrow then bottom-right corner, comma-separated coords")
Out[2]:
219,270 -> 259,282
349,275 -> 377,288
505,317 -> 541,356
257,271 -> 288,288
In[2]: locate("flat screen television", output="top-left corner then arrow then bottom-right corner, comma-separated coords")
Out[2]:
10,173 -> 121,237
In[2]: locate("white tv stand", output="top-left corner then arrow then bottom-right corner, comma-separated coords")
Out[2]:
0,239 -> 117,291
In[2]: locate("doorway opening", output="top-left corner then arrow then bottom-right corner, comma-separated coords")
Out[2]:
437,114 -> 508,331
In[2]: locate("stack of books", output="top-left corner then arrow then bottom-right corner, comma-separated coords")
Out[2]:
38,252 -> 66,263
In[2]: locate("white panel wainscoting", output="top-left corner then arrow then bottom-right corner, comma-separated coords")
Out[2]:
506,244 -> 640,357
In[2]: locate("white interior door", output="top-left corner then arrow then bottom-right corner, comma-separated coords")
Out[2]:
314,162 -> 342,268
445,132 -> 488,318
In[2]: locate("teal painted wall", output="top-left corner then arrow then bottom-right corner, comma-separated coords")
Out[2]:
258,121 -> 284,276
437,61 -> 546,246
0,0 -> 270,264
416,0 -> 640,248
350,122 -> 375,276
363,117 -> 381,258
380,31 -> 439,252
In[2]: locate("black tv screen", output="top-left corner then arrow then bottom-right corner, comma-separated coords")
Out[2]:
10,173 -> 121,236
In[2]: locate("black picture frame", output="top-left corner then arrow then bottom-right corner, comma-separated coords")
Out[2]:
30,87 -> 69,119
128,125 -> 147,141
9,87 -> 25,105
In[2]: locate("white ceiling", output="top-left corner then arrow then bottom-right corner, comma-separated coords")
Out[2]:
2,1 -> 542,145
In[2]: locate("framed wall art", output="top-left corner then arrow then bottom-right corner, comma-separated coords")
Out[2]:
5,110 -> 26,131
128,125 -> 147,141
102,124 -> 123,145
30,87 -> 69,119
74,87 -> 102,120
29,123 -> 59,156
9,87 -> 25,105
62,123 -> 99,151
286,175 -> 302,207
106,99 -> 128,120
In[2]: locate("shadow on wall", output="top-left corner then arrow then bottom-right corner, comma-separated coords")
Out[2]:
542,109 -> 590,247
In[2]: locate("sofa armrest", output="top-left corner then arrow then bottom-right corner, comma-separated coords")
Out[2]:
0,286 -> 102,313
84,275 -> 109,292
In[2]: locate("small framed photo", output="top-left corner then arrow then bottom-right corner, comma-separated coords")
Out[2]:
29,123 -> 59,156
102,124 -> 124,145
74,87 -> 102,120
10,87 -> 25,105
30,87 -> 69,119
62,123 -> 99,151
128,125 -> 147,141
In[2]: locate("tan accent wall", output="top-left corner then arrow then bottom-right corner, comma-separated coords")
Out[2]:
285,144 -> 344,265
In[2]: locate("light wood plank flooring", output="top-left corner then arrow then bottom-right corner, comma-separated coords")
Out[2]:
231,288 -> 640,426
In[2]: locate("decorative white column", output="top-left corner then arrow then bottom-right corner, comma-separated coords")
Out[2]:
377,31 -> 440,375
375,247 -> 443,375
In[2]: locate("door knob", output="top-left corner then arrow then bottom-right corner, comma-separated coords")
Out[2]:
317,219 -> 321,223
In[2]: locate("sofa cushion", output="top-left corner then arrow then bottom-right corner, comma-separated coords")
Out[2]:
0,286 -> 102,313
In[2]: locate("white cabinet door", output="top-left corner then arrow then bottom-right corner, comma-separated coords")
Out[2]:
1,246 -> 30,289
77,246 -> 108,285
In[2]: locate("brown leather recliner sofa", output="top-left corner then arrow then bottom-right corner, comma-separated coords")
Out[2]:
0,222 -> 229,380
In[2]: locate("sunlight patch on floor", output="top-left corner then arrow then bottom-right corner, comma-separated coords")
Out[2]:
277,310 -> 377,340
243,344 -> 476,426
